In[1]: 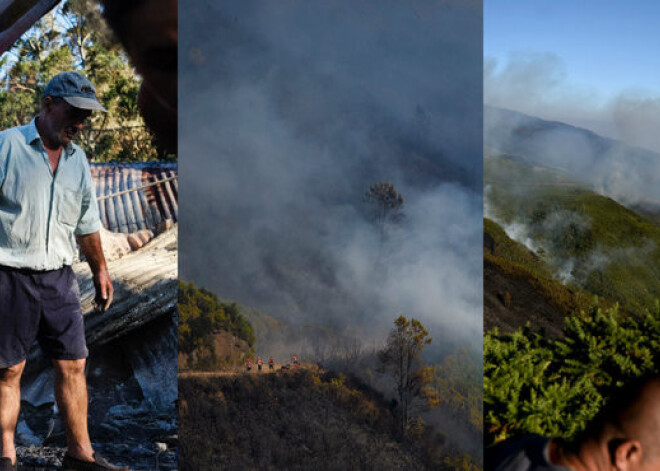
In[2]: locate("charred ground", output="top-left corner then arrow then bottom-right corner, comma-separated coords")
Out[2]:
179,369 -> 476,471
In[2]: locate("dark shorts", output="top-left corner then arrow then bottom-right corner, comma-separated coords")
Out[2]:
0,265 -> 88,368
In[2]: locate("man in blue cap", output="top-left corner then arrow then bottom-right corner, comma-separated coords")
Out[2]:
0,72 -> 129,471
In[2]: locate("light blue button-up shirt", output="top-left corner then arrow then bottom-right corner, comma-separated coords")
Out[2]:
0,118 -> 100,270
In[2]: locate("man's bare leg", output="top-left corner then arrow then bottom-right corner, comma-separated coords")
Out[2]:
0,360 -> 25,465
53,359 -> 95,462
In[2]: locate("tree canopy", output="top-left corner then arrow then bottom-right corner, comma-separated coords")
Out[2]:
364,181 -> 404,237
1,0 -> 172,161
178,280 -> 255,356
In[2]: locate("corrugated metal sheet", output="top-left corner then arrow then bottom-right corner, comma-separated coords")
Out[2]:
90,162 -> 178,233
76,227 -> 177,320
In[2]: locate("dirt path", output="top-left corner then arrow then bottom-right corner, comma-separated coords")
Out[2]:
179,363 -> 312,378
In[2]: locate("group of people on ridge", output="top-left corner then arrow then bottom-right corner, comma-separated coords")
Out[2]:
246,354 -> 301,373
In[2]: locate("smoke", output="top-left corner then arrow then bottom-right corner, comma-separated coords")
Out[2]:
611,95 -> 660,156
486,51 -> 660,156
485,184 -> 540,253
504,222 -> 539,252
540,211 -> 591,283
179,1 -> 483,354
550,242 -> 657,287
485,105 -> 660,209
486,187 -> 657,288
485,53 -> 660,223
485,52 -> 573,116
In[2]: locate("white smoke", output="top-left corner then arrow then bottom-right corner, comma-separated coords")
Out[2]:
179,0 -> 484,353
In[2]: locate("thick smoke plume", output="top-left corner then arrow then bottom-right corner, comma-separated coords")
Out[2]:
179,1 -> 483,353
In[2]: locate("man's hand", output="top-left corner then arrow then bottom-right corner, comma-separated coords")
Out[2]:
76,231 -> 113,312
93,267 -> 113,312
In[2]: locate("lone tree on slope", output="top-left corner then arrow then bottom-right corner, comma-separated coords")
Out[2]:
379,315 -> 439,436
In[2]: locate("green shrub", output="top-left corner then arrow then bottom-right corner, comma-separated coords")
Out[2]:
485,303 -> 660,445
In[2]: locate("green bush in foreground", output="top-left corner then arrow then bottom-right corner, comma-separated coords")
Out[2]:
485,302 -> 660,446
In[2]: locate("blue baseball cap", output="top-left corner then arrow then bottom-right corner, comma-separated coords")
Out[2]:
43,72 -> 107,112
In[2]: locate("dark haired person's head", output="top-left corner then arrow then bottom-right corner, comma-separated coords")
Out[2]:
100,0 -> 177,154
564,375 -> 660,471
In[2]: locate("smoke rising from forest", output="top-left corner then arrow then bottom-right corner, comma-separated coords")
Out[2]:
485,104 -> 660,209
485,53 -> 660,279
486,53 -> 660,204
179,0 -> 483,352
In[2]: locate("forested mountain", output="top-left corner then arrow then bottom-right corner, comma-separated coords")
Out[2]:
484,110 -> 660,445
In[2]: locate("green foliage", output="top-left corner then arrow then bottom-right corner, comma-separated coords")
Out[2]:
484,303 -> 660,445
486,155 -> 660,316
178,280 -> 256,370
1,1 -> 169,161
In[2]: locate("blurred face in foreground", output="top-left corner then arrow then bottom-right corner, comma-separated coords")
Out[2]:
605,381 -> 660,471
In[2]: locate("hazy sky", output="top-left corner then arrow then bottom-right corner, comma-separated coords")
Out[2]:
485,1 -> 660,150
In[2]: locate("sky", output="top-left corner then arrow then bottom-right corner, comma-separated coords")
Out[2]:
485,1 -> 660,150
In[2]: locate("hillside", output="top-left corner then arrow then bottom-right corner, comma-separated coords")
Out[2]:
178,281 -> 255,370
486,154 -> 660,316
484,108 -> 660,446
179,369 -> 477,471
178,281 -> 354,368
178,284 -> 482,470
484,219 -> 596,338
485,106 -> 660,209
